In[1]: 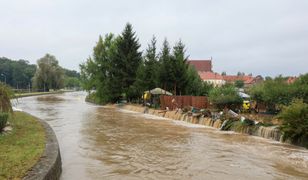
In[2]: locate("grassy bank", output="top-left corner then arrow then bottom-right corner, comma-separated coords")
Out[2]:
0,112 -> 45,179
14,90 -> 73,98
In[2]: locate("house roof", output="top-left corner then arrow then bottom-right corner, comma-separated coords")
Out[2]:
187,60 -> 212,72
222,75 -> 254,84
287,77 -> 297,84
198,71 -> 224,80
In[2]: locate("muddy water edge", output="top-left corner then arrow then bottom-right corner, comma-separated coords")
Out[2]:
16,92 -> 308,180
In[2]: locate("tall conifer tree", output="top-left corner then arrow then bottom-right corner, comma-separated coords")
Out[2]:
114,23 -> 142,100
158,38 -> 172,91
144,36 -> 158,90
171,40 -> 189,95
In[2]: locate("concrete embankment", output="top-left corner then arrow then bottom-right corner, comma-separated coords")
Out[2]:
23,114 -> 62,180
120,104 -> 283,143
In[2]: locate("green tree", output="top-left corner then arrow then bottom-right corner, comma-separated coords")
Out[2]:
209,84 -> 242,110
279,99 -> 308,148
185,66 -> 203,95
80,34 -> 120,103
80,57 -> 98,91
63,69 -> 80,78
170,40 -> 189,95
237,72 -> 245,76
0,58 -> 36,89
132,61 -> 146,99
292,73 -> 308,103
235,80 -> 244,88
157,39 -> 189,95
114,23 -> 142,101
64,77 -> 80,88
201,82 -> 214,96
250,76 -> 292,112
158,38 -> 172,91
143,36 -> 159,90
133,36 -> 159,97
32,54 -> 64,91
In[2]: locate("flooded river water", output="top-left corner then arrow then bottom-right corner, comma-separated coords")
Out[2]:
16,92 -> 308,180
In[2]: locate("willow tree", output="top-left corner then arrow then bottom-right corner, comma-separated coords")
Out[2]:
32,54 -> 64,91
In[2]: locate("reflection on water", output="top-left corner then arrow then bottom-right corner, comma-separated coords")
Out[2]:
16,92 -> 308,180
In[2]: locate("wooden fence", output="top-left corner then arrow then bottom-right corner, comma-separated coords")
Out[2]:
160,95 -> 208,110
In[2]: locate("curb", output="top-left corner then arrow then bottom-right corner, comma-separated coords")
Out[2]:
23,114 -> 62,180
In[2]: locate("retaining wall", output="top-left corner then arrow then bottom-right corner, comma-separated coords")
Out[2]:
23,114 -> 62,180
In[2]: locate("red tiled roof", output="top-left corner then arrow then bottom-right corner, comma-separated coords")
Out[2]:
222,75 -> 254,84
187,60 -> 212,72
198,71 -> 224,80
287,77 -> 297,84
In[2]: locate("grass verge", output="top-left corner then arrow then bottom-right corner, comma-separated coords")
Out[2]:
15,91 -> 65,98
0,112 -> 45,179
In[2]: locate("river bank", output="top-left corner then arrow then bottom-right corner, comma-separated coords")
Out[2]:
119,104 -> 293,146
15,90 -> 75,98
0,112 -> 46,179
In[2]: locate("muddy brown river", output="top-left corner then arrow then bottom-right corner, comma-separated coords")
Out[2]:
16,92 -> 308,180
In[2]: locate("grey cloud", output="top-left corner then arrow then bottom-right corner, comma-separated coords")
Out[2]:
0,0 -> 307,76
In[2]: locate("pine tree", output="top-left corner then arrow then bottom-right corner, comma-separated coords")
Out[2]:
170,40 -> 189,95
143,36 -> 158,90
185,66 -> 203,95
158,38 -> 172,91
114,23 -> 142,101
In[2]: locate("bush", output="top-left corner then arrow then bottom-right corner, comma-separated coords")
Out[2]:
209,84 -> 242,110
0,113 -> 8,132
0,83 -> 13,113
249,74 -> 308,113
278,99 -> 308,147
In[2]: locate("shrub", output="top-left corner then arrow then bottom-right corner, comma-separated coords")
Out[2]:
209,84 -> 242,110
278,99 -> 308,147
249,74 -> 308,113
292,73 -> 308,103
85,92 -> 105,105
0,83 -> 13,113
0,113 -> 8,131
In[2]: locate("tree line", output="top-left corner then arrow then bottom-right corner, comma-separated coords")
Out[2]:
0,56 -> 80,91
249,74 -> 308,112
80,23 -> 212,104
0,57 -> 36,89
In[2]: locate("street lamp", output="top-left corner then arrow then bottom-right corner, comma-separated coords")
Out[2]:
0,73 -> 6,84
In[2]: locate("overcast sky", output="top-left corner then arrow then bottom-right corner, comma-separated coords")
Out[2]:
1,0 -> 307,76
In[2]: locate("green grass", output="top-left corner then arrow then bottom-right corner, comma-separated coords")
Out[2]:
0,112 -> 45,180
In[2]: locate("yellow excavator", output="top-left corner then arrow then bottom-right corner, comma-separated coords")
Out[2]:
242,100 -> 251,112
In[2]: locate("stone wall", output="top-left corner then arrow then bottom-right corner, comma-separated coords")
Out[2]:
23,114 -> 62,180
